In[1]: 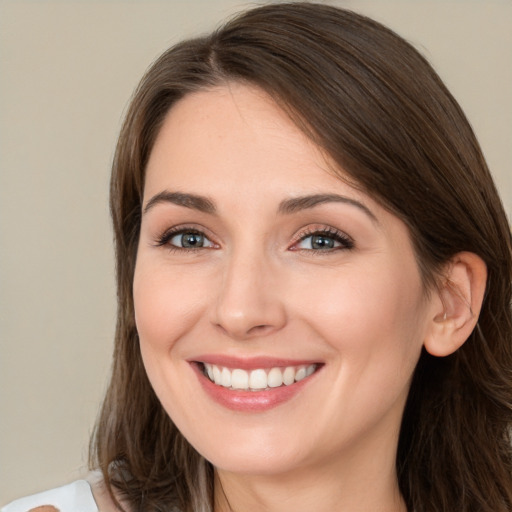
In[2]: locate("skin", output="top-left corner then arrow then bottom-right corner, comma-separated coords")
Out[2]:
133,83 -> 447,512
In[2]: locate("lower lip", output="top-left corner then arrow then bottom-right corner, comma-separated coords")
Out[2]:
191,363 -> 318,412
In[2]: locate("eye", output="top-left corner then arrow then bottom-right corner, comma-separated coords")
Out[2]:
170,231 -> 213,248
292,228 -> 354,252
156,227 -> 216,251
297,234 -> 339,250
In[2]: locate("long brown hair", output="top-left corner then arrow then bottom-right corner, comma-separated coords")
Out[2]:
90,3 -> 512,511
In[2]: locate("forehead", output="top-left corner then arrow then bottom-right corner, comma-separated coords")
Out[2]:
145,83 -> 366,202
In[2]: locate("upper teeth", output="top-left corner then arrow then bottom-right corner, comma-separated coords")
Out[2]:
203,363 -> 317,391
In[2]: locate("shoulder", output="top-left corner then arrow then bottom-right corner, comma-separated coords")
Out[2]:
86,471 -> 125,512
1,480 -> 98,512
1,473 -> 123,512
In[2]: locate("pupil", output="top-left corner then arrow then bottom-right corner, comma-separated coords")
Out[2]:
182,233 -> 203,247
312,235 -> 334,249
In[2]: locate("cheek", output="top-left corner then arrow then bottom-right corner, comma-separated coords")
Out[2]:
297,259 -> 427,364
133,262 -> 209,372
294,262 -> 427,439
132,259 -> 209,416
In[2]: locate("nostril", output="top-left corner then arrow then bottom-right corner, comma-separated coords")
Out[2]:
214,322 -> 274,340
247,324 -> 273,336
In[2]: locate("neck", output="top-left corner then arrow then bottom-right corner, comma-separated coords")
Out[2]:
213,443 -> 407,512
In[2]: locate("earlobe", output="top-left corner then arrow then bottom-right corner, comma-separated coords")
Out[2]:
424,252 -> 487,357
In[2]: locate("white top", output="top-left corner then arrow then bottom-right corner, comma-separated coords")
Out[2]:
1,480 -> 98,512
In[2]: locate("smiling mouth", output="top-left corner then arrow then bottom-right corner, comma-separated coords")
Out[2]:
200,362 -> 319,391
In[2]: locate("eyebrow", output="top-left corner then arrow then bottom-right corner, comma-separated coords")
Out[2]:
278,194 -> 377,221
143,191 -> 376,221
143,191 -> 216,214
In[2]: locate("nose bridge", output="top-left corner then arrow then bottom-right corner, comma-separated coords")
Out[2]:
213,241 -> 286,340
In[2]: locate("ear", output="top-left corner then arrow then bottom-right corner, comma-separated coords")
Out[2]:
424,252 -> 487,357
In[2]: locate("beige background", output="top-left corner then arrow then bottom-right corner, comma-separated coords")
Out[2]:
0,0 -> 510,505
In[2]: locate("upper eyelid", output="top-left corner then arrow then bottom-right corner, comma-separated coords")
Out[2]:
292,225 -> 353,242
154,224 -> 217,247
289,225 -> 355,250
153,223 -> 353,249
160,224 -> 213,237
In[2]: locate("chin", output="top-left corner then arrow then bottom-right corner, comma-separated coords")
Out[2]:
182,421 -> 317,476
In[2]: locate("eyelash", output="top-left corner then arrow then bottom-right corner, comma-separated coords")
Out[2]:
291,226 -> 354,253
154,225 -> 354,253
154,226 -> 215,253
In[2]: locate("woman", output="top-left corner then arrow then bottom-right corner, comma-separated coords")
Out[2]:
3,2 -> 511,512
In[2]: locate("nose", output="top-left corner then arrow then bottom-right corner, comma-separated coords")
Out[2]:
211,249 -> 287,341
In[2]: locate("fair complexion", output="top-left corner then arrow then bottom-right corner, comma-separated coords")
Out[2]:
133,83 -> 474,512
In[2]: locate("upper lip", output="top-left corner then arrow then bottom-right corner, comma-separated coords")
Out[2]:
190,354 -> 321,370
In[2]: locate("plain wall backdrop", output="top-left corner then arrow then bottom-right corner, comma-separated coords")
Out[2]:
1,0 -> 510,504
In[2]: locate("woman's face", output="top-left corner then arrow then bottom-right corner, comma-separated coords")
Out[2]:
134,84 -> 439,476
